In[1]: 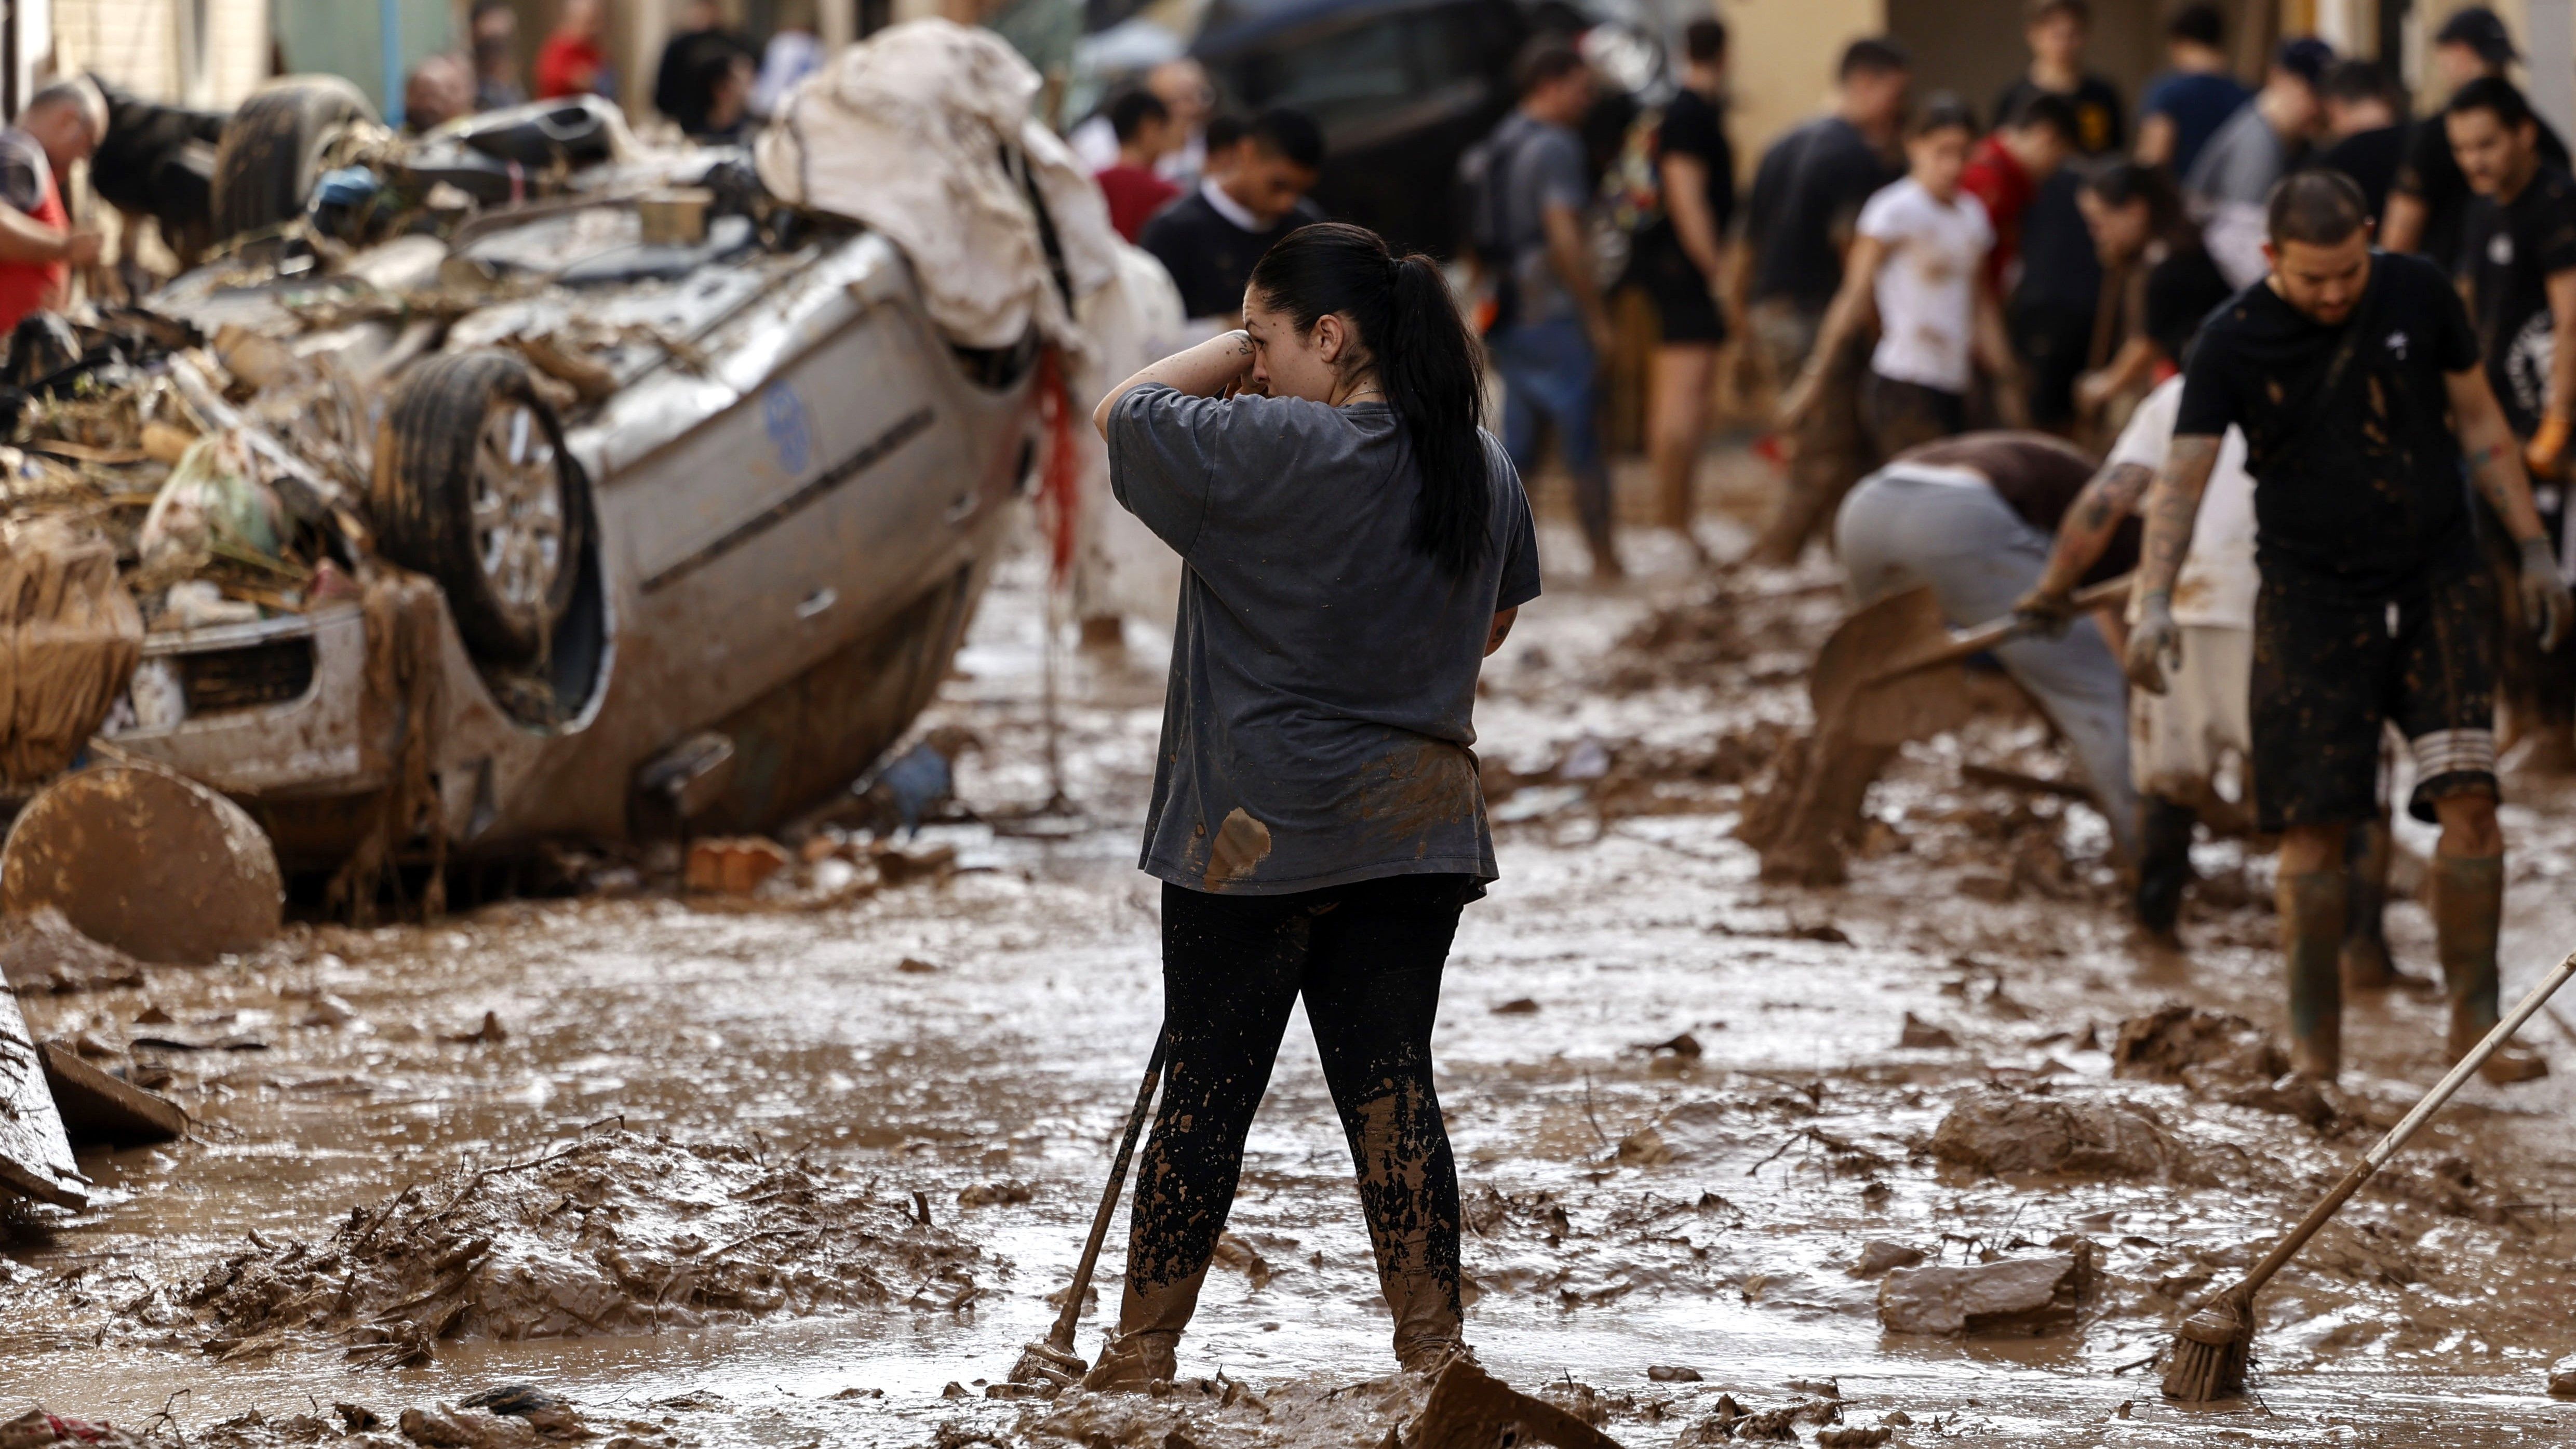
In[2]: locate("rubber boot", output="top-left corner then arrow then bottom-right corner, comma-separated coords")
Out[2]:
2277,870 -> 2345,1081
1079,1270 -> 1204,1391
2426,854 -> 2549,1084
1573,466 -> 1625,580
1349,1089 -> 1470,1375
2340,817 -> 2433,992
2131,795 -> 2195,943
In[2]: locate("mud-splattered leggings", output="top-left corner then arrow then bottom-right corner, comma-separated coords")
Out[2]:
1128,874 -> 1471,1315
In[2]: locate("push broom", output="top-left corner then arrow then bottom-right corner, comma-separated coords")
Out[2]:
2163,948 -> 2576,1401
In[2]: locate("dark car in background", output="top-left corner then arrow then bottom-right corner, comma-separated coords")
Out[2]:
1189,0 -> 1659,257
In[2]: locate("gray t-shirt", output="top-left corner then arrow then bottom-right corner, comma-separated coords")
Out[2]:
2184,103 -> 2289,205
1107,384 -> 1542,895
1490,112 -> 1590,326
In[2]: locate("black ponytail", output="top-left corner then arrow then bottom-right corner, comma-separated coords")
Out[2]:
1247,222 -> 1492,576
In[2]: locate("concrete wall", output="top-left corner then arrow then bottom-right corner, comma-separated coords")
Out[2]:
269,0 -> 455,118
1715,0 -> 1883,182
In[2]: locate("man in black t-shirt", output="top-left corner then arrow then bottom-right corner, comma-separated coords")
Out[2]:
2129,171 -> 2570,1085
2317,59 -> 2405,225
1741,37 -> 1908,564
2386,6 -> 2572,272
2452,77 -> 2576,775
1635,19 -> 1736,562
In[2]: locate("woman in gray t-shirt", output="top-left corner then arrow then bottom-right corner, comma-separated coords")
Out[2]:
1081,222 -> 1539,1387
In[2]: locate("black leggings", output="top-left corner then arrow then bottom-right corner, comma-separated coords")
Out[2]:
1128,874 -> 1470,1307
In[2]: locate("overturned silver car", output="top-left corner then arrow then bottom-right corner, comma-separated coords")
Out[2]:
10,72 -> 1074,888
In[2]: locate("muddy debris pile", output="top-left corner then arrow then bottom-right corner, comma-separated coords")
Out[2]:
1595,581 -> 1836,695
0,907 -> 147,994
20,1383 -> 697,1449
1928,1088 -> 2192,1181
1877,1243 -> 2094,1336
2111,1004 -> 2340,1129
1014,1373 -> 1418,1449
173,1129 -> 982,1366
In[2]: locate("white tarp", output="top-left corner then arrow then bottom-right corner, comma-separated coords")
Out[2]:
755,20 -> 1122,354
1070,242 -> 1188,628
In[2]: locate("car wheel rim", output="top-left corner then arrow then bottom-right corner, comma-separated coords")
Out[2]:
471,400 -> 567,620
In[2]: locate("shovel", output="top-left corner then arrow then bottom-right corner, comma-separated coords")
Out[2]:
1808,572 -> 2135,749
1757,574 -> 2131,882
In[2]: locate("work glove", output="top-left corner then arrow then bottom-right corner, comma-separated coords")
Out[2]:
2124,593 -> 2180,695
2528,414 -> 2572,478
2011,584 -> 2079,638
2518,536 -> 2573,651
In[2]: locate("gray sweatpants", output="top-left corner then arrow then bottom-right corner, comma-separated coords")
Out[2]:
1834,464 -> 2141,862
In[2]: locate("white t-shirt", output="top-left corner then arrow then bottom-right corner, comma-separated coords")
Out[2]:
2109,375 -> 2257,630
1856,178 -> 1994,394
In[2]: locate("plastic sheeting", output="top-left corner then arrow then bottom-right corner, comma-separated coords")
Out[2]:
1069,243 -> 1190,629
755,21 -> 1122,355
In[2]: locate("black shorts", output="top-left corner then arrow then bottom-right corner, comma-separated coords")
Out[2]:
1636,240 -> 1726,345
2249,566 -> 2499,830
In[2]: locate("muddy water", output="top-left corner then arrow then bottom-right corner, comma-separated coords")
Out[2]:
14,454 -> 2576,1445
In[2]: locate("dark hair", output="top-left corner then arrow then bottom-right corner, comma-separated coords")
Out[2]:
2009,90 -> 2079,141
2265,168 -> 2367,246
1107,86 -> 1171,143
1910,92 -> 1977,138
2085,159 -> 2184,236
1684,18 -> 1728,65
2322,58 -> 2399,109
1248,106 -> 1324,168
2167,1 -> 2223,45
2273,36 -> 2333,87
1247,223 -> 1491,576
2448,74 -> 2536,131
1204,113 -> 1247,155
2026,0 -> 2089,26
1839,36 -> 1910,79
1515,38 -> 1587,96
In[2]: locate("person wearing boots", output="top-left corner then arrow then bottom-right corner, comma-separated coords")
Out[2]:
2123,170 -> 2569,1083
1085,223 -> 1539,1385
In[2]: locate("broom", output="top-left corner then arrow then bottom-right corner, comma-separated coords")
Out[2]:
1005,1035 -> 1166,1389
2163,947 -> 2576,1401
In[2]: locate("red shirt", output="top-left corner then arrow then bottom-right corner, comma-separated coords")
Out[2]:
1095,164 -> 1180,245
0,151 -> 68,337
1959,136 -> 2034,289
534,33 -> 607,99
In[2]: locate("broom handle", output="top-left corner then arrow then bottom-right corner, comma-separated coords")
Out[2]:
2236,948 -> 2576,1297
1046,1035 -> 1166,1352
1880,573 -> 2134,683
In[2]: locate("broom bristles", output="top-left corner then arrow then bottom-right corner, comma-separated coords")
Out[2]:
2161,1290 -> 2251,1402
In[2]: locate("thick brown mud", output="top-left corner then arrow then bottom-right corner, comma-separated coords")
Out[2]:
11,454 -> 2576,1444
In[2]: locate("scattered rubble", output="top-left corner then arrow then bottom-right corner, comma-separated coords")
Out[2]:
1878,1245 -> 2093,1335
172,1129 -> 981,1365
0,906 -> 147,992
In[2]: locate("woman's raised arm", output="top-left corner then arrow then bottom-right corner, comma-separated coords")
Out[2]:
1093,330 -> 1259,438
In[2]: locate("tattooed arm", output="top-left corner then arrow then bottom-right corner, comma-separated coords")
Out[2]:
2019,461 -> 2156,622
1093,329 -> 1257,437
2449,364 -> 2574,648
2122,434 -> 2221,693
2529,266 -> 2576,474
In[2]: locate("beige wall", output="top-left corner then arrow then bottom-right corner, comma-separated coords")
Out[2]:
1715,0 -> 1884,179
52,0 -> 271,108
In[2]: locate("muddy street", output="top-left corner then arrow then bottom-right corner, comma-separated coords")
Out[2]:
15,459 -> 2576,1446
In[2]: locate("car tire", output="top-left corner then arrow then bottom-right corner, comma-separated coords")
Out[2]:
209,75 -> 376,243
372,351 -> 591,666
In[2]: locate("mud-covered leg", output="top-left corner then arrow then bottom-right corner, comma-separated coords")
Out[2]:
2276,827 -> 2348,1081
1302,876 -> 1471,1375
1087,887 -> 1309,1389
2339,813 -> 2429,991
2425,828 -> 2548,1084
2132,794 -> 2196,942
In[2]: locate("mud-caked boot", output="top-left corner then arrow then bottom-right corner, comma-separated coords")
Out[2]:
2132,795 -> 2196,944
2427,854 -> 2550,1084
1385,1264 -> 1473,1377
1079,1272 -> 1204,1391
2340,818 -> 2432,992
2277,870 -> 2346,1081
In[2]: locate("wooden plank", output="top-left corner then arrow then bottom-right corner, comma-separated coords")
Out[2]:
0,993 -> 85,1209
39,1043 -> 186,1146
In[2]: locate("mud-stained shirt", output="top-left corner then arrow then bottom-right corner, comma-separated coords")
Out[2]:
1108,384 -> 1541,895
